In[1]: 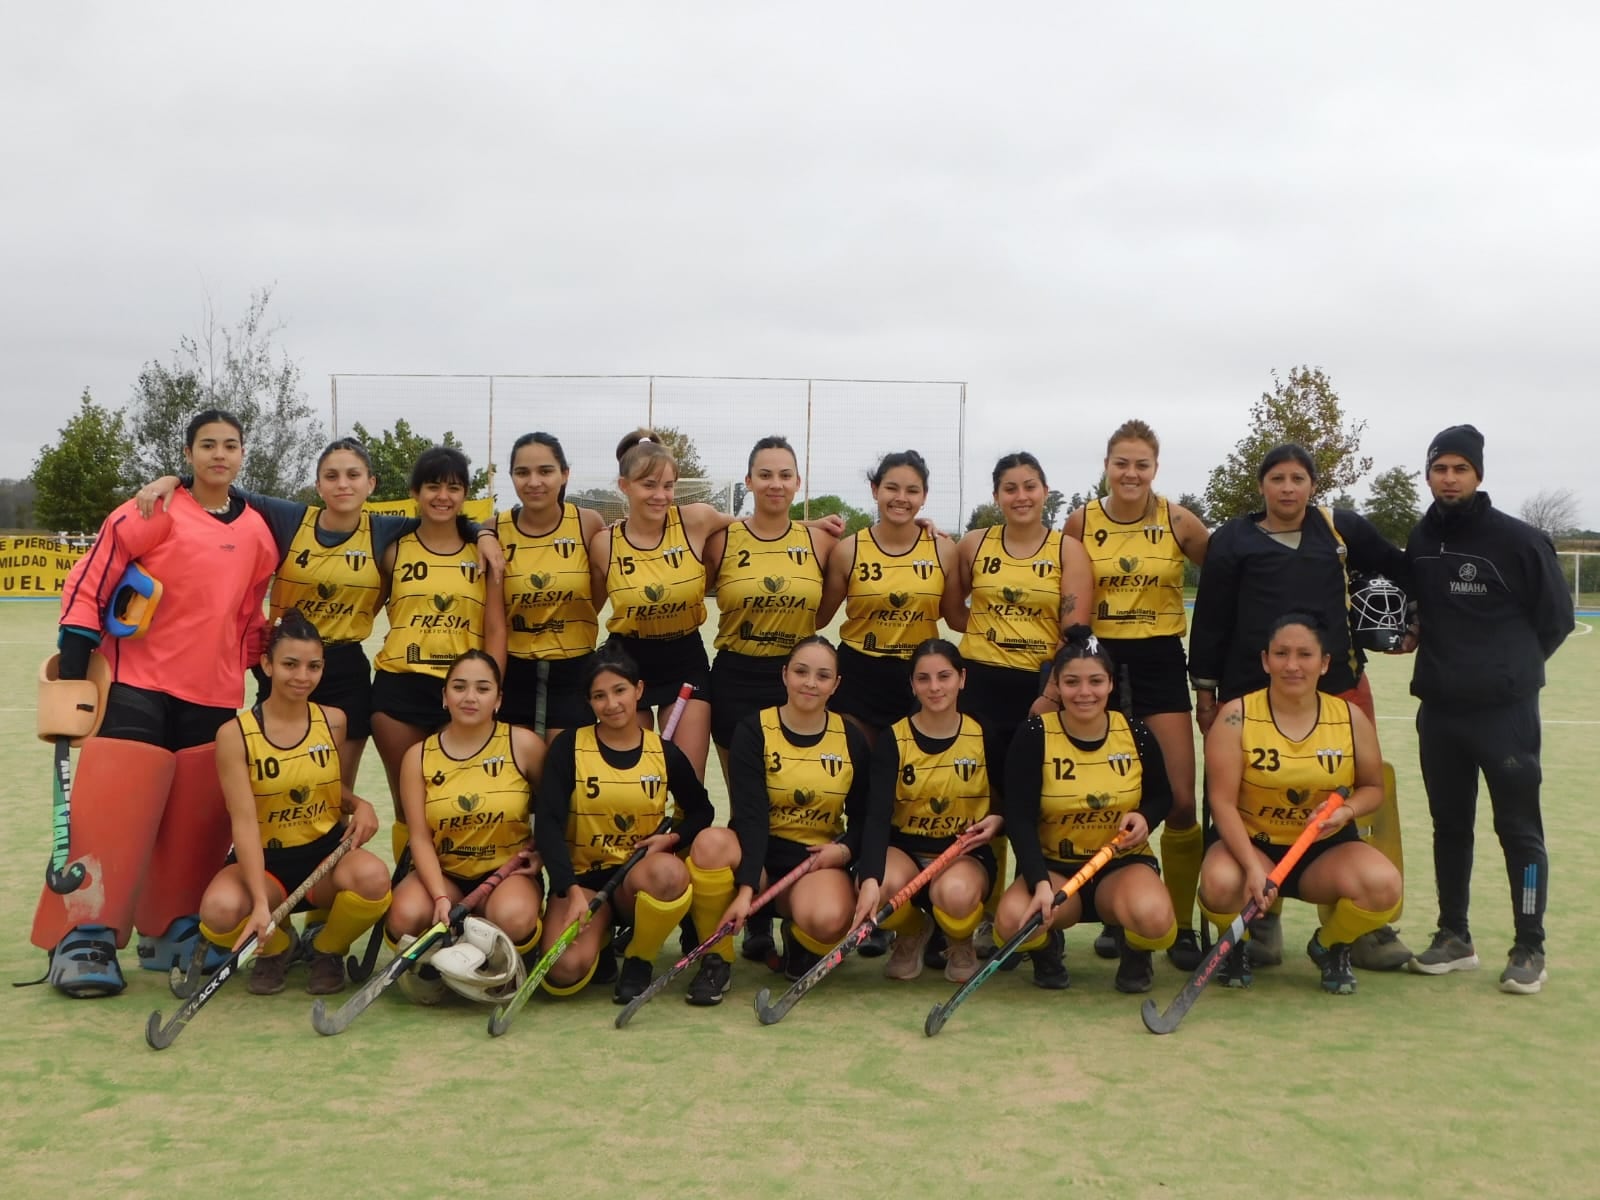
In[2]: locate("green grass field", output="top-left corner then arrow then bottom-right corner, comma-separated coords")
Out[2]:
1,602 -> 1595,1199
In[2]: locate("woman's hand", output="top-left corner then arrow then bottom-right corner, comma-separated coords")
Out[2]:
343,798 -> 380,847
1242,861 -> 1273,914
808,842 -> 850,871
1117,812 -> 1150,850
1315,799 -> 1355,839
966,814 -> 1004,846
475,532 -> 506,581
509,848 -> 544,878
237,901 -> 276,953
431,894 -> 455,927
135,476 -> 180,519
1195,692 -> 1218,736
1022,879 -> 1057,931
804,513 -> 848,538
638,832 -> 680,856
719,890 -> 754,934
850,878 -> 881,929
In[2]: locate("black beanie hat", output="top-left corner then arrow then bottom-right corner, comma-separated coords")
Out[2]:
1426,425 -> 1485,479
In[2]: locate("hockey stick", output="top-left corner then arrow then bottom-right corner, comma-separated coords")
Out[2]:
925,830 -> 1132,1038
754,826 -> 984,1026
1142,791 -> 1346,1035
615,837 -> 840,1029
145,836 -> 357,1050
44,736 -> 86,894
309,848 -> 530,1036
346,846 -> 411,984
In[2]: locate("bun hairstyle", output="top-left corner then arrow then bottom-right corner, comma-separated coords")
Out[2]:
1050,624 -> 1116,677
1106,419 -> 1160,459
869,449 -> 929,489
909,637 -> 964,673
511,432 -> 570,506
410,445 -> 472,492
445,648 -> 503,689
991,451 -> 1046,493
1267,610 -> 1329,651
617,428 -> 678,482
747,435 -> 798,474
584,643 -> 644,691
267,610 -> 323,658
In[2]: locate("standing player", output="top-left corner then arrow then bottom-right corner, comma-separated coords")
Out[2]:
1060,423 -> 1208,968
534,650 -> 715,1003
998,629 -> 1177,993
682,636 -> 873,1003
196,613 -> 390,995
497,432 -> 605,740
385,650 -> 547,1004
1402,425 -> 1573,993
1198,614 -> 1402,995
32,410 -> 279,996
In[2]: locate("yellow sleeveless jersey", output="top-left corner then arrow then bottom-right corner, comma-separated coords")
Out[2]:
270,510 -> 383,643
890,715 -> 990,840
713,522 -> 823,655
605,506 -> 707,639
420,722 -> 530,877
760,708 -> 855,845
566,726 -> 671,873
960,525 -> 1063,670
238,704 -> 341,850
375,535 -> 487,678
1036,711 -> 1150,862
840,528 -> 944,660
500,505 -> 598,661
1083,496 -> 1187,639
1238,690 -> 1356,845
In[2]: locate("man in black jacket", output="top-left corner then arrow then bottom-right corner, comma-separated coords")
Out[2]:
1404,425 -> 1573,994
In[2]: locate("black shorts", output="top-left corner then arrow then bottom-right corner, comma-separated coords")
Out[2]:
1203,823 -> 1360,900
709,650 -> 787,749
254,642 -> 373,741
832,643 -> 914,733
231,822 -> 347,909
573,864 -> 629,896
1098,635 -> 1191,718
1040,852 -> 1159,924
960,660 -> 1042,790
890,838 -> 999,913
501,651 -> 596,733
606,633 -> 710,710
99,683 -> 234,751
370,669 -> 449,732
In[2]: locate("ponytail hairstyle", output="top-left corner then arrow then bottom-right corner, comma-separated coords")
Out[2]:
1049,624 -> 1116,679
991,451 -> 1046,493
909,637 -> 965,675
1106,419 -> 1160,460
617,428 -> 678,483
510,431 -> 570,506
868,449 -> 929,490
266,610 -> 323,660
445,648 -> 503,690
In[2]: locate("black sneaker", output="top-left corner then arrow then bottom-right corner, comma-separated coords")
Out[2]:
685,955 -> 732,1006
1499,945 -> 1548,995
1093,924 -> 1121,960
613,955 -> 654,1005
678,917 -> 698,958
1219,940 -> 1252,989
922,927 -> 949,970
1310,934 -> 1356,995
592,940 -> 619,986
741,913 -> 777,966
1166,928 -> 1203,972
1030,930 -> 1070,990
857,926 -> 893,959
1114,946 -> 1155,994
782,923 -> 823,981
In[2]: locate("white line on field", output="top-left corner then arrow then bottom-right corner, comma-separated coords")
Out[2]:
1376,716 -> 1599,726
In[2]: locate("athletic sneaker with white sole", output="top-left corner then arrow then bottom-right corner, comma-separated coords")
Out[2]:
1407,929 -> 1479,975
1498,946 -> 1548,995
1350,924 -> 1413,972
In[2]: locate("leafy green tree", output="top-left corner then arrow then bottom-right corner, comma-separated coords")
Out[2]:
792,494 -> 871,534
966,502 -> 1003,530
349,420 -> 489,500
1331,492 -> 1357,511
1176,491 -> 1211,528
123,286 -> 325,496
1363,466 -> 1421,546
1067,475 -> 1108,514
0,478 -> 37,530
1203,366 -> 1373,522
32,391 -> 135,530
1042,488 -> 1066,529
652,426 -> 707,481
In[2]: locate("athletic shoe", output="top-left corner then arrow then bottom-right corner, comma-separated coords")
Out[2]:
685,955 -> 732,1006
1219,940 -> 1252,989
781,923 -> 822,981
1246,912 -> 1283,966
48,925 -> 126,998
613,955 -> 654,1005
944,937 -> 979,983
678,916 -> 697,958
592,941 -> 619,986
1114,946 -> 1155,994
295,923 -> 325,965
1498,946 -> 1548,995
1093,924 -> 1121,960
247,952 -> 293,996
922,927 -> 949,970
1350,925 -> 1412,972
858,926 -> 893,959
397,963 -> 449,1005
304,950 -> 346,996
885,921 -> 933,981
1308,933 -> 1356,995
1407,929 -> 1479,975
1030,930 -> 1070,990
136,915 -> 204,973
1166,928 -> 1203,972
741,914 -> 777,966
973,919 -> 998,961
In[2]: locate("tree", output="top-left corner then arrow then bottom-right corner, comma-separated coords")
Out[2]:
349,419 -> 489,501
652,426 -> 707,481
1331,492 -> 1357,511
1066,475 -> 1108,515
1042,488 -> 1066,529
1176,491 -> 1211,529
1363,466 -> 1422,546
31,390 -> 135,530
1203,366 -> 1373,523
792,494 -> 871,534
123,286 -> 325,496
966,502 -> 1003,530
1521,487 -> 1580,538
0,478 -> 37,530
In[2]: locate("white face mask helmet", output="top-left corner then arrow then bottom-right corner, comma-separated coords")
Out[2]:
431,917 -> 526,1004
1350,574 -> 1408,653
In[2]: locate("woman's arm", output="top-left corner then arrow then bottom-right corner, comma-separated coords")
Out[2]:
856,732 -> 901,886
941,530 -> 979,633
1202,698 -> 1264,904
1130,719 -> 1173,834
678,502 -> 737,551
533,731 -> 580,895
323,708 -> 379,845
216,722 -> 275,944
816,533 -> 856,628
399,742 -> 452,906
1002,718 -> 1051,889
1057,535 -> 1093,632
510,724 -> 548,792
662,741 -> 714,849
1169,500 -> 1210,566
702,526 -> 729,592
586,524 -> 613,612
728,717 -> 772,892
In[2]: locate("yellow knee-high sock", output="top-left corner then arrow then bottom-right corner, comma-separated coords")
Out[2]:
932,904 -> 983,941
985,839 -> 1010,915
628,887 -> 692,962
514,927 -> 541,959
391,821 -> 409,866
1320,899 -> 1402,948
1126,920 -> 1178,952
878,904 -> 923,935
302,906 -> 331,929
789,922 -> 837,956
200,917 -> 246,949
687,858 -> 737,963
1159,824 -> 1203,930
1014,925 -> 1050,954
311,890 -> 392,955
1199,899 -> 1241,938
1360,761 -> 1405,920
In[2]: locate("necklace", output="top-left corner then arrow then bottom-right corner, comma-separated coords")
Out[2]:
202,501 -> 231,515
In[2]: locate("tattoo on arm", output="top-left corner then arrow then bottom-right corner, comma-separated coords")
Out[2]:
1061,593 -> 1077,617
1223,710 -> 1243,726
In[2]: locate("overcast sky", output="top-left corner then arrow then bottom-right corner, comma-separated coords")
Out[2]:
3,4 -> 1596,529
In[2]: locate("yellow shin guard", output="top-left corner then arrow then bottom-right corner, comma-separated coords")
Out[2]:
1361,761 -> 1405,920
200,917 -> 246,949
878,904 -> 924,936
1125,921 -> 1178,953
1159,823 -> 1203,928
514,926 -> 541,959
789,922 -> 836,956
541,951 -> 601,997
1014,925 -> 1050,954
628,886 -> 693,962
1199,900 -> 1241,937
985,839 -> 1010,914
932,904 -> 984,941
311,890 -> 393,955
1320,898 -> 1402,948
687,858 -> 737,962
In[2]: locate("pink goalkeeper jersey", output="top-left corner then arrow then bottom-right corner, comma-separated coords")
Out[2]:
60,490 -> 279,709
